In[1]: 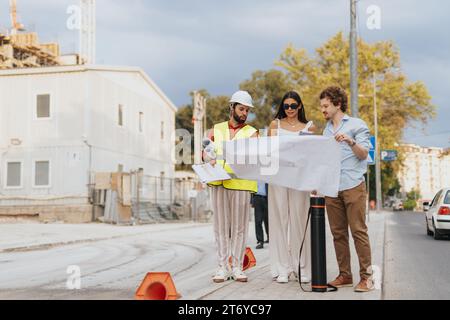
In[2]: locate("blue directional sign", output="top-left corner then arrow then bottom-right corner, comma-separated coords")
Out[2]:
367,136 -> 376,165
381,150 -> 398,162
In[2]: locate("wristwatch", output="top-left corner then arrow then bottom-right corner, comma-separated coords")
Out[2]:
349,139 -> 356,147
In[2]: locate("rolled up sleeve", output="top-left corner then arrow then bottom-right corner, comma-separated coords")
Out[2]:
355,120 -> 370,151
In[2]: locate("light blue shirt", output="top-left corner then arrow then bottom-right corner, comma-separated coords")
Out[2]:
256,181 -> 267,197
323,115 -> 370,192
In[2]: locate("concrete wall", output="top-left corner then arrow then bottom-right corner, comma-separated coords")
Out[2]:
85,70 -> 175,177
0,205 -> 93,223
0,71 -> 90,200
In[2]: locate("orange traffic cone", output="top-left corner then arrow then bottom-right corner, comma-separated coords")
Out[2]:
135,272 -> 181,300
228,247 -> 257,271
242,247 -> 257,271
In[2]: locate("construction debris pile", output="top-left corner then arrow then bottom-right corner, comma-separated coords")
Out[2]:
1,0 -> 66,69
0,32 -> 61,69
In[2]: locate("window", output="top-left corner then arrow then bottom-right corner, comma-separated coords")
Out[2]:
444,191 -> 450,205
431,190 -> 442,208
118,105 -> 124,127
161,121 -> 164,140
34,161 -> 50,187
36,94 -> 50,118
139,112 -> 144,133
6,162 -> 22,188
437,191 -> 445,206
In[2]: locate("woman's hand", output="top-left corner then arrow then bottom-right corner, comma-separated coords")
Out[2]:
210,159 -> 217,167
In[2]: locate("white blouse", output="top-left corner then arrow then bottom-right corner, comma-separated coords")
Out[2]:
277,119 -> 314,136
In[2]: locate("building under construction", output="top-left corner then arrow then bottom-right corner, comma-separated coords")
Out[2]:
0,0 -> 65,69
0,1 -> 185,224
0,32 -> 63,69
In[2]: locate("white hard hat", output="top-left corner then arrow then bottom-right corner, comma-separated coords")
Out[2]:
229,91 -> 255,108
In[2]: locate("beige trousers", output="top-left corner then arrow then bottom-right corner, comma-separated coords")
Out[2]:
268,184 -> 311,278
210,186 -> 251,269
325,182 -> 372,279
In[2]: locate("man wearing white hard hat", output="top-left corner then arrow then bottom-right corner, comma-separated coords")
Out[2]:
204,91 -> 259,283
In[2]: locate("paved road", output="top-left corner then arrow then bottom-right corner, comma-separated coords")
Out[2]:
0,224 -> 221,300
0,213 -> 386,301
383,211 -> 450,300
3,211 -> 449,300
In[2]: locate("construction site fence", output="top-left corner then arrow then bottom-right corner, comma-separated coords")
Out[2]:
89,171 -> 212,225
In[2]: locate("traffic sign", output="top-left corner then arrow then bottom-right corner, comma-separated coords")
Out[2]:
367,136 -> 376,165
381,150 -> 397,162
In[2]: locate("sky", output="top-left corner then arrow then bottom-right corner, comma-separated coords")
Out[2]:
1,0 -> 449,148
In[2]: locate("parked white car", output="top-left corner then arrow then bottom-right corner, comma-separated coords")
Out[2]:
393,200 -> 404,211
426,188 -> 450,240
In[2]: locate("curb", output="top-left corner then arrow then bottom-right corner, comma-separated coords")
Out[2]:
363,212 -> 387,300
0,223 -> 211,254
0,235 -> 130,253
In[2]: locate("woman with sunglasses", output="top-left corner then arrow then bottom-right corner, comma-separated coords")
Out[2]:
267,91 -> 315,284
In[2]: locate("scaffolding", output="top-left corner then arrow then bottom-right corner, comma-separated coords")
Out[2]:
0,32 -> 61,69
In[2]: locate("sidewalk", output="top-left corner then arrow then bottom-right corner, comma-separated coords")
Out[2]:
0,212 -> 387,300
0,222 -> 204,253
192,211 -> 387,301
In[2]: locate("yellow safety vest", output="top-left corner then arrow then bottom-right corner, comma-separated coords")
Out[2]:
208,121 -> 258,193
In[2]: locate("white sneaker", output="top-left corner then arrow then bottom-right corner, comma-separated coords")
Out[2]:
298,268 -> 311,284
212,267 -> 230,283
300,275 -> 311,284
231,267 -> 248,282
276,275 -> 289,284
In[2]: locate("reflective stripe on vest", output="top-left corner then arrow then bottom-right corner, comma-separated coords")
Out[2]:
208,121 -> 258,193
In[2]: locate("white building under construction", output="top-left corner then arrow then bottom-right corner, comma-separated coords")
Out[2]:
0,65 -> 177,222
0,0 -> 182,224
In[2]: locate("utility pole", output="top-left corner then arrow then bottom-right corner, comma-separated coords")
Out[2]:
192,91 -> 206,165
373,72 -> 382,212
350,0 -> 359,117
80,0 -> 96,64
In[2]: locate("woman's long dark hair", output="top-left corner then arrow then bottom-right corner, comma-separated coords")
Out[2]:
274,91 -> 308,124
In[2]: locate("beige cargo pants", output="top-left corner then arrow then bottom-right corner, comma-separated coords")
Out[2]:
210,186 -> 251,269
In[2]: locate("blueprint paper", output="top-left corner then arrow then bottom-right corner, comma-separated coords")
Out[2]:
192,163 -> 231,184
223,136 -> 342,197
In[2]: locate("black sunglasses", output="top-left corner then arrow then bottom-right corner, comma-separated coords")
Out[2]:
283,103 -> 300,111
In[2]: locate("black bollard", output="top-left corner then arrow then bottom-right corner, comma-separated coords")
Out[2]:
310,197 -> 327,292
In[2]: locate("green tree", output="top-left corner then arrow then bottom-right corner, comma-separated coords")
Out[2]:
275,32 -> 436,198
176,90 -> 233,132
204,95 -> 231,130
239,69 -> 292,130
175,91 -> 233,170
404,189 -> 421,210
175,104 -> 194,134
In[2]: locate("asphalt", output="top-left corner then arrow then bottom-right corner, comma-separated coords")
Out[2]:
0,212 -> 387,300
383,211 -> 450,300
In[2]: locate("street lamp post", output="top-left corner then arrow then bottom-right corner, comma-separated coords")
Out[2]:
192,91 -> 206,165
350,0 -> 359,118
359,72 -> 383,213
373,72 -> 382,212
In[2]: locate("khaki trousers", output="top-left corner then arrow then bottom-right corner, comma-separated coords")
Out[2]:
210,186 -> 251,269
325,182 -> 372,280
268,184 -> 311,278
